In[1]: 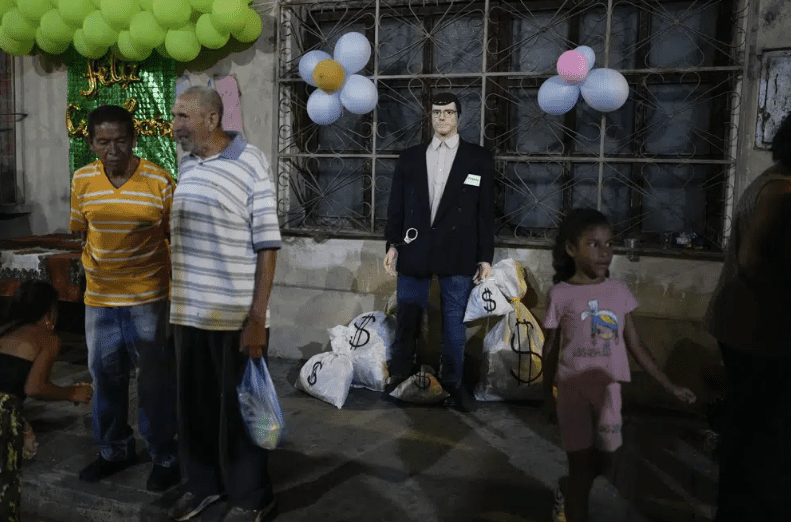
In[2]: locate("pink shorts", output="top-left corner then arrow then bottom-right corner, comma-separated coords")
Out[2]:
556,374 -> 623,452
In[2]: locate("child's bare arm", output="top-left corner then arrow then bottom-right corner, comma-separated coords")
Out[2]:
542,328 -> 560,398
623,313 -> 696,405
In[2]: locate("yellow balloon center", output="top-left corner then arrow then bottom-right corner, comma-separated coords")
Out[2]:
313,59 -> 345,92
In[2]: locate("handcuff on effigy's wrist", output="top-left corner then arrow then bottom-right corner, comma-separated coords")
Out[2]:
391,227 -> 418,248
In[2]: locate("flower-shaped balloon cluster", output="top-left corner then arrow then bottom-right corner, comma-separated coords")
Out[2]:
0,0 -> 263,62
538,46 -> 630,115
298,32 -> 379,126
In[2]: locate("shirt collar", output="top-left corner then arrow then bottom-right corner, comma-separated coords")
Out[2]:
430,133 -> 460,151
190,131 -> 246,162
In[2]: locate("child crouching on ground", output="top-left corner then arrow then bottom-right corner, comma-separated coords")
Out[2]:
542,208 -> 696,522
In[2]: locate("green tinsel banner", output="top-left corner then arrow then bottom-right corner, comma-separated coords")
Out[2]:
67,48 -> 177,178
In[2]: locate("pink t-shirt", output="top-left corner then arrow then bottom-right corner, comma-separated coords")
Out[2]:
543,279 -> 638,383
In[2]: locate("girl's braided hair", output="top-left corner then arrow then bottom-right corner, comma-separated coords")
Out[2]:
552,208 -> 612,284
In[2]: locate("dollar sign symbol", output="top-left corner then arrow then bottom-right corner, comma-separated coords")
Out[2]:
482,288 -> 496,312
307,361 -> 322,386
509,318 -> 543,385
349,314 -> 376,350
415,371 -> 431,390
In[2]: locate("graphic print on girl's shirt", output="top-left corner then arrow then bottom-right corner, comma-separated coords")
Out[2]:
543,279 -> 638,382
581,300 -> 619,356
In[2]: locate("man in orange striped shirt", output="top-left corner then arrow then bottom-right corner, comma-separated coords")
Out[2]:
69,105 -> 179,492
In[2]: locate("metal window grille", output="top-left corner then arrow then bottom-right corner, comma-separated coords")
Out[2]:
0,51 -> 17,206
275,0 -> 747,251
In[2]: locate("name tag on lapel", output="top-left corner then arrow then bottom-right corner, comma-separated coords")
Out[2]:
464,174 -> 481,187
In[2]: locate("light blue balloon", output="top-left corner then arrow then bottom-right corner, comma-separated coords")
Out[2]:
340,75 -> 378,114
307,89 -> 342,125
575,45 -> 596,69
580,68 -> 629,112
299,50 -> 332,87
333,32 -> 371,74
538,76 -> 581,116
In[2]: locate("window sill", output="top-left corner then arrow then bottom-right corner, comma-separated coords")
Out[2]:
0,204 -> 33,219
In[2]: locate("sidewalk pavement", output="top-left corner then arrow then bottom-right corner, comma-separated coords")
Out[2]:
20,332 -> 719,522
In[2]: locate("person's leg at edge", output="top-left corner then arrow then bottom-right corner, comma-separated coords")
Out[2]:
83,305 -> 135,468
124,300 -> 179,489
220,329 -> 274,512
174,325 -> 224,498
437,274 -> 474,387
389,275 -> 431,380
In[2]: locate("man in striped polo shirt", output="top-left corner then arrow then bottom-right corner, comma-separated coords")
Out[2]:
167,86 -> 281,522
70,105 -> 179,492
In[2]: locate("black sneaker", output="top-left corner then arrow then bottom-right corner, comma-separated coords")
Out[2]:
222,499 -> 278,522
169,492 -> 223,521
78,454 -> 138,483
147,463 -> 181,492
443,384 -> 477,412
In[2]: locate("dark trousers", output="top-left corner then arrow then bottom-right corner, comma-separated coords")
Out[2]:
715,343 -> 791,522
174,325 -> 273,510
389,274 -> 474,385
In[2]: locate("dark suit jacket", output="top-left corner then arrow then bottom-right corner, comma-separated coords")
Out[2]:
385,138 -> 495,278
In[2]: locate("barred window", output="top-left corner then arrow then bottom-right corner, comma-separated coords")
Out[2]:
276,0 -> 746,252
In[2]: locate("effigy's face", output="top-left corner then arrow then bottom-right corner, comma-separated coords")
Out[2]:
431,103 -> 459,138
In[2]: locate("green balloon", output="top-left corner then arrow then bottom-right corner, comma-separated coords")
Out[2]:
35,26 -> 70,54
2,9 -> 38,41
188,0 -> 212,14
73,27 -> 108,58
139,0 -> 153,11
129,11 -> 164,48
101,0 -> 140,28
117,29 -> 151,60
83,10 -> 117,47
231,7 -> 260,43
154,41 -> 170,58
164,25 -> 199,62
195,13 -> 227,49
152,0 -> 190,29
59,0 -> 94,27
210,0 -> 245,32
92,0 -> 102,8
39,9 -> 76,44
0,0 -> 15,20
0,28 -> 34,56
19,0 -> 52,22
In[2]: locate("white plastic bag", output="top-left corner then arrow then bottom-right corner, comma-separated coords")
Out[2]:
474,302 -> 545,402
237,357 -> 286,450
463,278 -> 513,322
328,311 -> 395,392
295,348 -> 354,409
389,365 -> 450,404
492,259 -> 528,300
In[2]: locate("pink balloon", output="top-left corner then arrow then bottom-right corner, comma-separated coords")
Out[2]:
557,50 -> 590,84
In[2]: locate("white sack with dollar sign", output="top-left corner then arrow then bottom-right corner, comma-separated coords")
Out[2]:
474,301 -> 545,402
492,259 -> 529,300
463,278 -> 514,322
294,346 -> 354,409
389,364 -> 450,404
328,311 -> 396,392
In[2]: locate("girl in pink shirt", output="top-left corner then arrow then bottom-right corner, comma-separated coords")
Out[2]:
542,208 -> 696,522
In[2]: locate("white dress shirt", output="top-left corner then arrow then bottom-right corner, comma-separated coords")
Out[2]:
425,133 -> 460,224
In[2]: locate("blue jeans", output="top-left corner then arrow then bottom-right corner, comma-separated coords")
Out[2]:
85,300 -> 177,466
393,274 -> 474,385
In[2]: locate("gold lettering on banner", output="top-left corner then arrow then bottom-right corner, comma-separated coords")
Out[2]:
81,55 -> 142,97
66,98 -> 173,139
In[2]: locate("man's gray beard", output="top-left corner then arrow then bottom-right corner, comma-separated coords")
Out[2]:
176,137 -> 194,153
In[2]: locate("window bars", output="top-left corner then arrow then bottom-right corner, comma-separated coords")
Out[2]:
275,0 -> 747,251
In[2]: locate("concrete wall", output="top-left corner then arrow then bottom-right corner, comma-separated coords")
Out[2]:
4,1 -> 791,406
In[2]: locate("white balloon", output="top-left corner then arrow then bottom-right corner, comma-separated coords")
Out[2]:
340,75 -> 378,115
580,68 -> 629,112
575,45 -> 596,69
299,50 -> 332,87
333,32 -> 371,75
538,76 -> 581,116
307,90 -> 343,125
